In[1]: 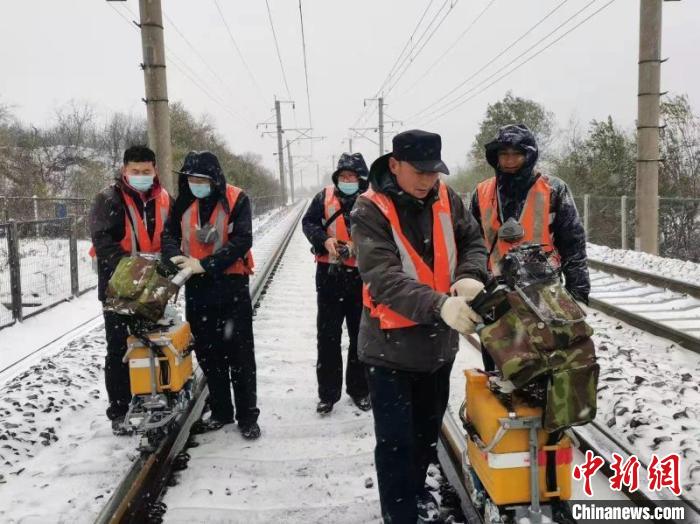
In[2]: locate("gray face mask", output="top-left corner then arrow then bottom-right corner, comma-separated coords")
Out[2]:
498,217 -> 525,243
195,223 -> 219,245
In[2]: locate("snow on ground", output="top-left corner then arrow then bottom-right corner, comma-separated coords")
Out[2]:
0,289 -> 101,380
588,243 -> 700,285
0,205 -> 296,523
161,218 -> 382,523
585,306 -> 700,498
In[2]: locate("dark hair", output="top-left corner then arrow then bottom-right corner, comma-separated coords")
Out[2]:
123,145 -> 156,166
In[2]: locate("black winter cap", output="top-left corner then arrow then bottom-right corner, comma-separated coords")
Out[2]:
370,129 -> 449,181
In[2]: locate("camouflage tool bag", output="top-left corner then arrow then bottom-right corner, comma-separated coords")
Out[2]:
104,256 -> 178,322
479,279 -> 599,432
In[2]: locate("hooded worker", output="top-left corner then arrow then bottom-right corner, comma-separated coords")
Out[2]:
471,123 -> 590,369
161,151 -> 260,439
302,152 -> 371,415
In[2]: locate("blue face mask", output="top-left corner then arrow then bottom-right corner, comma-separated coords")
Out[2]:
128,174 -> 154,193
338,182 -> 359,195
189,182 -> 212,199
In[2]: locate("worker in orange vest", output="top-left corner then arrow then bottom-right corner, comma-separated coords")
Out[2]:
471,124 -> 590,370
161,151 -> 260,439
88,145 -> 171,435
302,152 -> 371,415
351,130 -> 488,522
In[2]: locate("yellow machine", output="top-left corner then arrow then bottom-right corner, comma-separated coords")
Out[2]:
461,369 -> 573,523
122,319 -> 195,446
127,322 -> 193,395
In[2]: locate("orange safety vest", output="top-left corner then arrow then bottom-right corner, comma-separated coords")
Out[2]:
476,175 -> 558,272
181,184 -> 254,275
361,182 -> 457,330
314,185 -> 357,267
88,188 -> 170,257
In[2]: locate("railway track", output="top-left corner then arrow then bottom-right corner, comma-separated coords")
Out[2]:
587,258 -> 700,354
95,203 -> 307,523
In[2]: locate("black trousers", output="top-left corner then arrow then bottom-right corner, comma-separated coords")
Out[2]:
315,263 -> 368,403
186,280 -> 260,426
366,362 -> 453,524
103,311 -> 132,420
482,342 -> 496,372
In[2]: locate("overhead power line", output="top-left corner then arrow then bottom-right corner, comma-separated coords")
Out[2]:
382,0 -> 461,97
399,0 -> 498,98
213,0 -> 267,103
409,0 -> 572,121
107,3 -> 252,125
265,0 -> 293,99
421,0 -> 619,126
348,0 -> 437,132
298,0 -> 313,129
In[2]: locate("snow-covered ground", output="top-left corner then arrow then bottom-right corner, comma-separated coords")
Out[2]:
0,205 -> 297,523
588,243 -> 700,285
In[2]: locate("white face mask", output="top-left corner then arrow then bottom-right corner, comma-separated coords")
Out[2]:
128,174 -> 155,192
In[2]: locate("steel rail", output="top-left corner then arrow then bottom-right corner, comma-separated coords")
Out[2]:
588,259 -> 700,300
95,204 -> 306,524
588,296 -> 700,354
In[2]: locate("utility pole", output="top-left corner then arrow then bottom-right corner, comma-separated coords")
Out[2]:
286,140 -> 295,203
316,164 -> 320,187
347,137 -> 353,153
378,96 -> 384,156
635,0 -> 663,254
138,0 -> 174,195
274,100 -> 287,204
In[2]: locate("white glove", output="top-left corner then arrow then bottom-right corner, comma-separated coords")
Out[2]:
439,296 -> 482,335
170,255 -> 205,275
324,237 -> 339,257
450,278 -> 485,301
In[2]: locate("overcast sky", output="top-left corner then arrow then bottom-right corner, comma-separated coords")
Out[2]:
1,0 -> 699,187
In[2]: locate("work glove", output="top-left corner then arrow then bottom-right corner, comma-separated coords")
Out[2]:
439,296 -> 482,335
324,237 -> 339,258
170,255 -> 205,275
450,278 -> 485,301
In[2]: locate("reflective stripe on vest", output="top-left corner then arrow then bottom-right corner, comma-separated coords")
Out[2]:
361,182 -> 457,330
88,189 -> 169,257
476,175 -> 558,273
181,184 -> 255,275
315,185 -> 357,267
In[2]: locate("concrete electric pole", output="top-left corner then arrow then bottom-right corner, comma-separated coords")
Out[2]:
287,139 -> 295,203
635,0 -> 663,254
138,0 -> 174,195
275,100 -> 287,205
378,96 -> 384,156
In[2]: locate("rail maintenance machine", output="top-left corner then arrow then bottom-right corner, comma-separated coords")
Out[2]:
461,244 -> 599,524
103,255 -> 196,450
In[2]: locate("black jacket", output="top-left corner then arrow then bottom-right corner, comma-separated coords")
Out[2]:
161,162 -> 253,305
472,124 -> 590,302
351,168 -> 488,373
302,185 -> 360,255
89,178 -> 170,302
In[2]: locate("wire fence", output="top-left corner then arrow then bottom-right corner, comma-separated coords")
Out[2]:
460,192 -> 700,262
0,216 -> 94,330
